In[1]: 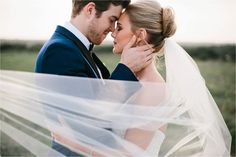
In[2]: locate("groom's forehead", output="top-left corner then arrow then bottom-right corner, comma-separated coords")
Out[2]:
102,4 -> 123,19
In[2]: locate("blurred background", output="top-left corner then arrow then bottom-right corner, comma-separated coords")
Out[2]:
0,0 -> 235,156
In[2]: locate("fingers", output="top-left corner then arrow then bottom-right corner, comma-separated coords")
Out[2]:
121,39 -> 156,73
136,47 -> 154,60
133,44 -> 154,52
139,53 -> 156,71
145,47 -> 155,57
124,35 -> 137,49
132,53 -> 155,73
143,59 -> 153,69
146,53 -> 155,62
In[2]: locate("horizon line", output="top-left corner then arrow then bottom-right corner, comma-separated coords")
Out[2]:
1,38 -> 235,46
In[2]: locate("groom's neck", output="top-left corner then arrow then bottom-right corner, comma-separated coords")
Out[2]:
70,15 -> 89,39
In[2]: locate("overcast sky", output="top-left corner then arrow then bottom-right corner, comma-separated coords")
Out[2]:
0,0 -> 236,44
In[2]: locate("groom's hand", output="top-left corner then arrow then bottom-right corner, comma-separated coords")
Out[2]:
120,35 -> 155,73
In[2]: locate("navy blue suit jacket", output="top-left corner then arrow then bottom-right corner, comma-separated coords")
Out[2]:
35,26 -> 137,81
35,26 -> 138,156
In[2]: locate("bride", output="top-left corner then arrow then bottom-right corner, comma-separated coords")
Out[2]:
109,0 -> 231,156
0,0 -> 231,156
110,0 -> 175,155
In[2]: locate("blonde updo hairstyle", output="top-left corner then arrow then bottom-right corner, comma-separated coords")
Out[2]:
125,0 -> 177,51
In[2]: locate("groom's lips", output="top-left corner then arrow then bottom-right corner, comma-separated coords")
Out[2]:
104,30 -> 109,35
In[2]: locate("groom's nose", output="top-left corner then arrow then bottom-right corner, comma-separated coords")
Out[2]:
111,30 -> 117,38
109,23 -> 116,33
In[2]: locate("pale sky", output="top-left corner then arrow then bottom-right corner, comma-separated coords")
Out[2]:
0,0 -> 236,44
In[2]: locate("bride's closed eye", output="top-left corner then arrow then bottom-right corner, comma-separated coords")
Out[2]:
116,23 -> 122,31
117,26 -> 122,31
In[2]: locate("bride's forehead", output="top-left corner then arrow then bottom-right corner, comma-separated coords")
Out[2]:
118,13 -> 129,23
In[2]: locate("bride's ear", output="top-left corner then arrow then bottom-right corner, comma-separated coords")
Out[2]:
135,28 -> 147,45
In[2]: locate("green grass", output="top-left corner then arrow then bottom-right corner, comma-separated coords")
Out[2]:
0,50 -> 38,72
1,50 -> 235,155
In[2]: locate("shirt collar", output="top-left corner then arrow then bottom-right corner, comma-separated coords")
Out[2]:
63,22 -> 92,51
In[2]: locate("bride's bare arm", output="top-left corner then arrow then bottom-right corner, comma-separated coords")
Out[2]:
123,83 -> 166,150
52,132 -> 105,157
124,128 -> 156,149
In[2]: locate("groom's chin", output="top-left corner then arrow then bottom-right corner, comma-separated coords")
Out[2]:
92,37 -> 105,45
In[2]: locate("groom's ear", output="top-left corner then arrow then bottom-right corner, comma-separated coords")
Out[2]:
84,2 -> 96,17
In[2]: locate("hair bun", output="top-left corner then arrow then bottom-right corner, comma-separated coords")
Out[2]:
162,7 -> 177,38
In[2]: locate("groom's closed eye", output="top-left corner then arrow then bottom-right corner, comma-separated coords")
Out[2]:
110,16 -> 118,24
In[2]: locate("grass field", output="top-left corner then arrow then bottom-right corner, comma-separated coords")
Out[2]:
0,49 -> 235,156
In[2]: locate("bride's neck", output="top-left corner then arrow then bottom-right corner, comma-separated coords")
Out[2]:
135,60 -> 164,82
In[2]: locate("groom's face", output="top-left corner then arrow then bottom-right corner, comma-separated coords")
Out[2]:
87,4 -> 122,45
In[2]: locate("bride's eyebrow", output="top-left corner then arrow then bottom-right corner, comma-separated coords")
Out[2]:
117,22 -> 122,26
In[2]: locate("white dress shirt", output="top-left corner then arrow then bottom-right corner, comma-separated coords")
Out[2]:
63,22 -> 91,51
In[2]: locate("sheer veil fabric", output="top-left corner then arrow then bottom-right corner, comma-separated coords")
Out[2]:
0,39 -> 231,156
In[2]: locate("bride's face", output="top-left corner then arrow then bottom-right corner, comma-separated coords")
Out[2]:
111,13 -> 134,54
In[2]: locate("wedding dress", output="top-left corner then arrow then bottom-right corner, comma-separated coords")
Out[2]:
113,129 -> 165,156
0,39 -> 231,157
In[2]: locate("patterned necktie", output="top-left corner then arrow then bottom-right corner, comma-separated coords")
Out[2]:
89,44 -> 94,53
89,44 -> 95,61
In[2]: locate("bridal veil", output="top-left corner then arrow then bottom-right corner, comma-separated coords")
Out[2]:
0,39 -> 231,156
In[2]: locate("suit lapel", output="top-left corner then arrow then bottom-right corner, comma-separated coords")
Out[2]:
74,40 -> 101,78
56,26 -> 100,78
92,53 -> 110,79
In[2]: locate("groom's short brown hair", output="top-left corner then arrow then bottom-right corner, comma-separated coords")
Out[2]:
72,0 -> 130,18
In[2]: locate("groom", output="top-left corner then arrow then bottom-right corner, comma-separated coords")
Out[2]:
35,0 -> 153,156
35,0 -> 153,80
